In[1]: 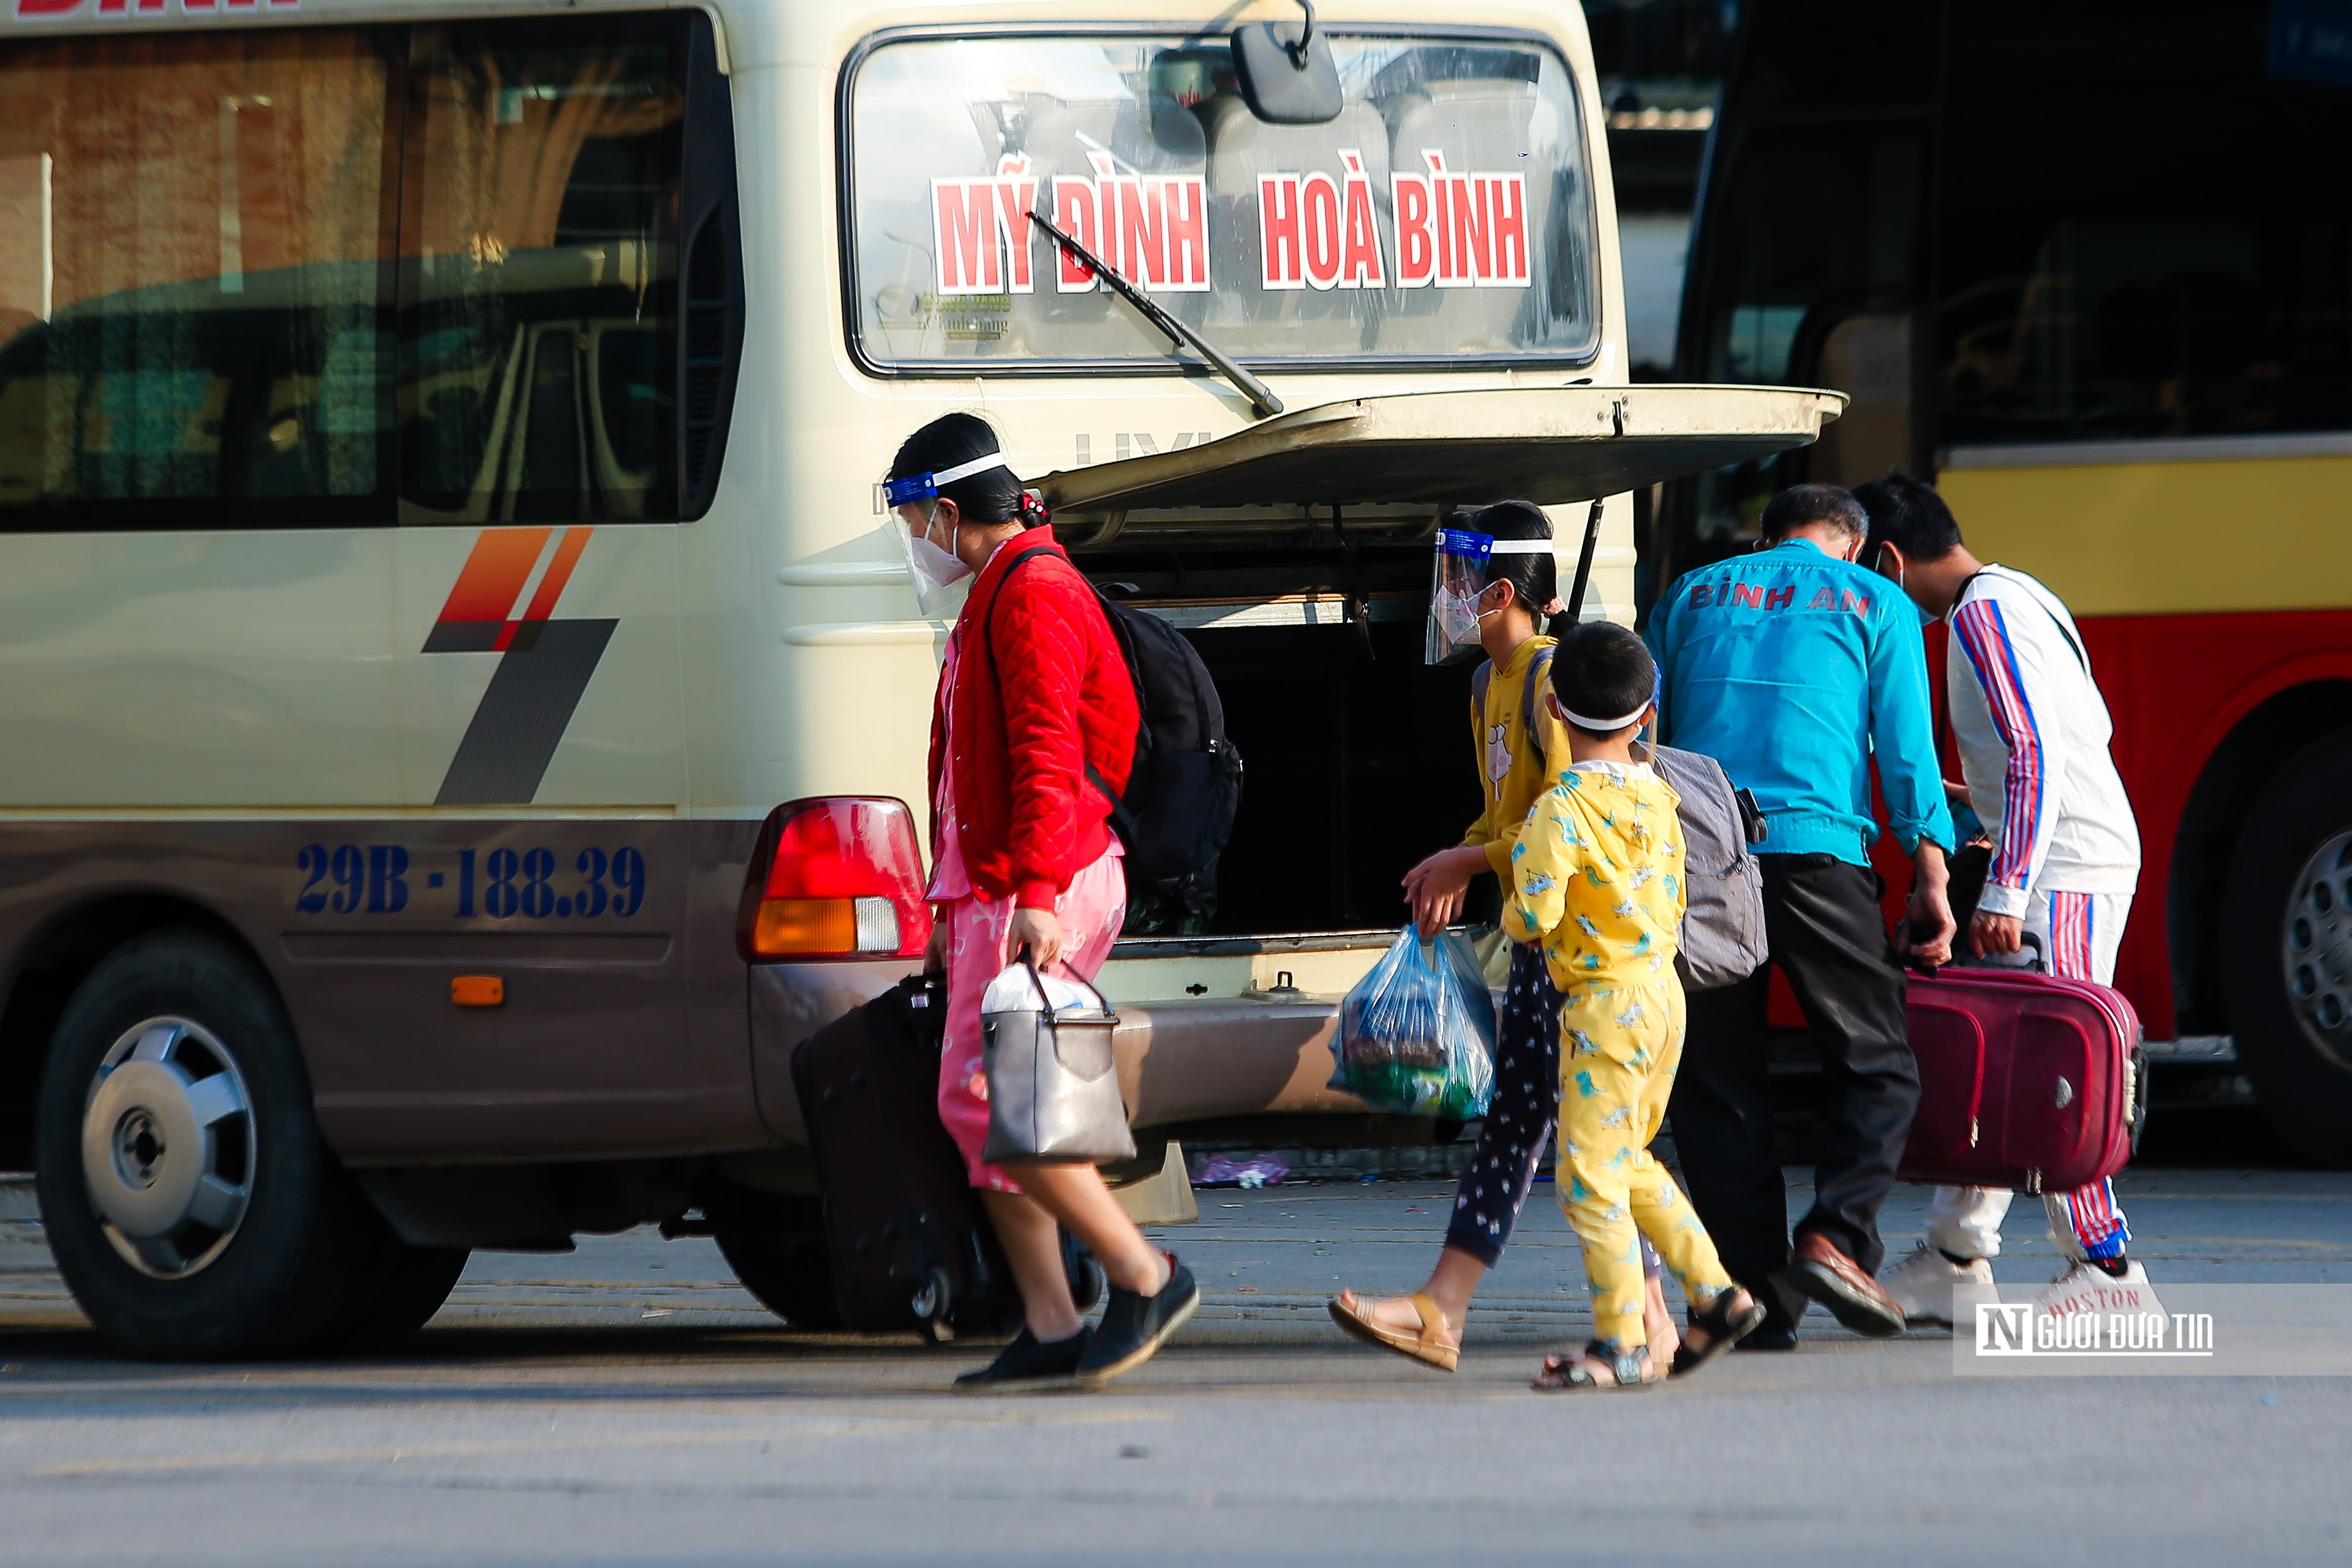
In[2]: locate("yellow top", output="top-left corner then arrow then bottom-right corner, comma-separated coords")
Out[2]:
1505,761 -> 1687,996
1460,635 -> 1573,878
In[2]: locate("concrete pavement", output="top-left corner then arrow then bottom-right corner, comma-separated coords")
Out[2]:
0,1166 -> 2346,1566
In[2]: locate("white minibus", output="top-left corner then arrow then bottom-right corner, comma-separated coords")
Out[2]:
0,0 -> 1836,1354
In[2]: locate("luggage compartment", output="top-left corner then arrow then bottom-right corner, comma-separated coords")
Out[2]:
1075,516 -> 1487,940
1070,516 -> 1506,1140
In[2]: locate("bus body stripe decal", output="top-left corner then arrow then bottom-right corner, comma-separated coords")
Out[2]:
519,526 -> 594,624
434,527 -> 554,625
434,620 -> 619,805
424,527 -> 612,805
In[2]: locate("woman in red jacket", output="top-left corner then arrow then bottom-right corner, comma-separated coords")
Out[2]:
889,413 -> 1199,1392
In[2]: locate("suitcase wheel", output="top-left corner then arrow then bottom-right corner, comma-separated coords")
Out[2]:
910,1264 -> 953,1338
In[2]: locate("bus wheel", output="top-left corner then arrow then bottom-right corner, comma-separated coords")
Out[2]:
709,1191 -> 841,1329
34,932 -> 372,1359
2225,732 -> 2352,1166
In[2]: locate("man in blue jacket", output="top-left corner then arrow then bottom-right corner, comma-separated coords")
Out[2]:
1651,484 -> 1956,1344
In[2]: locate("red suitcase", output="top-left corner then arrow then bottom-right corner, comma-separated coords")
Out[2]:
1899,962 -> 2147,1194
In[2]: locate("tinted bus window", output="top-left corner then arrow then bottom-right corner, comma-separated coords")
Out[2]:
401,17 -> 684,522
846,34 -> 1597,371
1684,127 -> 1921,541
0,14 -> 688,532
0,30 -> 400,529
1939,7 -> 2352,445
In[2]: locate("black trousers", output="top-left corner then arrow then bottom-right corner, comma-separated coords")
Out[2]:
1668,853 -> 1920,1310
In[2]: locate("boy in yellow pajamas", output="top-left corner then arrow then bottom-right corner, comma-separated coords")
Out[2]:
1507,622 -> 1765,1390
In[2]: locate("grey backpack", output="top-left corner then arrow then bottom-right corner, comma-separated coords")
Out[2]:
1476,647 -> 1768,991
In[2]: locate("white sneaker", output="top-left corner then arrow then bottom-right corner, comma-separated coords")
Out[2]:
1879,1243 -> 1991,1327
2035,1259 -> 2163,1320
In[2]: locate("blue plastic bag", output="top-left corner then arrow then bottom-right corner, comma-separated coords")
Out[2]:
1328,929 -> 1497,1120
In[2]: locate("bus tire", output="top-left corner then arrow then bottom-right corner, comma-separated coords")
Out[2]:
710,1191 -> 840,1329
34,931 -> 374,1359
2223,731 -> 2352,1166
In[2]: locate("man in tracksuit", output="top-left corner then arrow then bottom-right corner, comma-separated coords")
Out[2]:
1651,484 -> 1956,1344
1857,472 -> 2162,1325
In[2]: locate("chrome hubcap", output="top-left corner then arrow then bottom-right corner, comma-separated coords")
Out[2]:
79,1018 -> 255,1279
2282,831 -> 2352,1072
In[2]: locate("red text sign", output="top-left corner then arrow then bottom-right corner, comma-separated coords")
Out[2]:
1257,150 -> 1385,292
1392,153 -> 1530,290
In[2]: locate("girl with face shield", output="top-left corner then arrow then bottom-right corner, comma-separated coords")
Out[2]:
884,413 -> 1199,1392
1330,500 -> 1683,1373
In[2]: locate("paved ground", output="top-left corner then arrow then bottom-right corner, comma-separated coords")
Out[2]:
1,1159 -> 2346,1567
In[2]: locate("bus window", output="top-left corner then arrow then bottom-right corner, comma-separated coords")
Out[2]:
845,32 -> 1597,372
1938,9 -> 2352,445
1681,127 -> 1921,546
398,16 -> 684,522
0,29 -> 400,530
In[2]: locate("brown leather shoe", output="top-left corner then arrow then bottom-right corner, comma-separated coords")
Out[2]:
1776,1232 -> 1905,1338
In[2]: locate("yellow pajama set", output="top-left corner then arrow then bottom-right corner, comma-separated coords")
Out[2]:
1505,760 -> 1738,1351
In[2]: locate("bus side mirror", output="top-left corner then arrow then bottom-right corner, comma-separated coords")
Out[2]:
1231,0 -> 1341,125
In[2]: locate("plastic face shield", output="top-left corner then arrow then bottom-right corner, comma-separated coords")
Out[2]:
1426,528 -> 1496,663
1425,530 -> 1556,663
883,451 -> 1011,619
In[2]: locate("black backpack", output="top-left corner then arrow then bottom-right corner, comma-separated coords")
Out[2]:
982,546 -> 1243,929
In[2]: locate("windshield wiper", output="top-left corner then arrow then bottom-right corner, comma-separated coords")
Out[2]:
1028,209 -> 1283,420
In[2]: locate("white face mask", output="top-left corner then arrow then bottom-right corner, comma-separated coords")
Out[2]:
894,503 -> 971,619
1435,587 -> 1483,647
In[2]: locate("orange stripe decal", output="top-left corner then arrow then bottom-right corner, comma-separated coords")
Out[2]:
435,528 -> 553,625
519,526 -> 594,622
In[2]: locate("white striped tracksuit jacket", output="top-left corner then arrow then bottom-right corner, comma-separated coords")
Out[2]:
1945,565 -> 2141,1259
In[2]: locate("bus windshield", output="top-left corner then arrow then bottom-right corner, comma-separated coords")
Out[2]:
845,33 -> 1597,372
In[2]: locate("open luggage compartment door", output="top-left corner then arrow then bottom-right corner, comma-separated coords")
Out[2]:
1035,385 -> 1847,516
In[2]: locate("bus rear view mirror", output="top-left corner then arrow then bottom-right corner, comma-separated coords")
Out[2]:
1231,1 -> 1341,125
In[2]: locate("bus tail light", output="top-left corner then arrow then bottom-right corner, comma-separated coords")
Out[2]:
739,797 -> 932,962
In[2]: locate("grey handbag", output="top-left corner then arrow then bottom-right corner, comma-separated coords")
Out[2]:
980,955 -> 1136,1166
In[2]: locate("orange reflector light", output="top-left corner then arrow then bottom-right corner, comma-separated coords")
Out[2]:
451,975 -> 504,1008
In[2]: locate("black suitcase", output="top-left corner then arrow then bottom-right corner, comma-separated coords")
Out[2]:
790,974 -> 1101,1339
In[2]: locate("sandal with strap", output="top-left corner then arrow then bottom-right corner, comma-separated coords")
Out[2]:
1327,1288 -> 1460,1373
1532,1339 -> 1657,1392
1670,1287 -> 1767,1380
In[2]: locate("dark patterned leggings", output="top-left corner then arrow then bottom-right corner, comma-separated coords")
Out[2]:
1447,941 -> 1664,1280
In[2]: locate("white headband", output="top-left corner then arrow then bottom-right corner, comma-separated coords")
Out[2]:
883,450 -> 1012,507
933,451 -> 1009,485
1485,539 -> 1556,554
1558,701 -> 1650,731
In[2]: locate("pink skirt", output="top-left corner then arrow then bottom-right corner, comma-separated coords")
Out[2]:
935,845 -> 1126,1194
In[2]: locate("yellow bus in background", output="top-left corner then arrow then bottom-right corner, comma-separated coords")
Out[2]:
1665,0 -> 2352,1160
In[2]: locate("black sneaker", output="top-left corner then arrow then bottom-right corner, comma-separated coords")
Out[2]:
953,1327 -> 1090,1393
1075,1254 -> 1199,1389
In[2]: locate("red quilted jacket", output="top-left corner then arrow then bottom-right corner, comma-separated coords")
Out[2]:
929,527 -> 1139,911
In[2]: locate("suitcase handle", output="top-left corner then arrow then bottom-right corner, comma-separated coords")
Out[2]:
1912,928 -> 2048,978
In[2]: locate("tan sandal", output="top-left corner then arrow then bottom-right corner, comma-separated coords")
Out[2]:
1327,1289 -> 1460,1372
